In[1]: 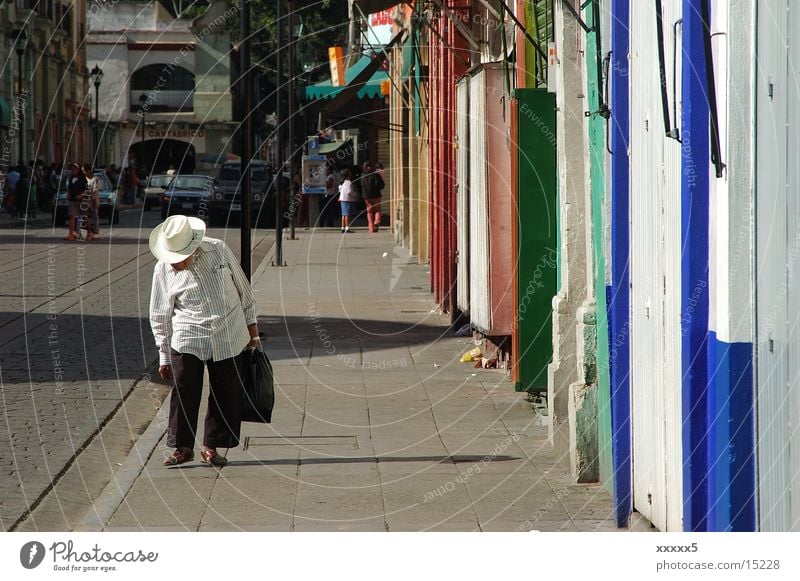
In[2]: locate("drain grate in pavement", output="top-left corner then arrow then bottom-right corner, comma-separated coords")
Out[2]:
242,435 -> 359,451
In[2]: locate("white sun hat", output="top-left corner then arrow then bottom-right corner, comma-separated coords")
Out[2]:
148,215 -> 206,264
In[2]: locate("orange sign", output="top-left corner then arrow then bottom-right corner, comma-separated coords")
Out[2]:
328,46 -> 346,87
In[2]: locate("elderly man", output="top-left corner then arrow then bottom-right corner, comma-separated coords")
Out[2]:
149,215 -> 260,467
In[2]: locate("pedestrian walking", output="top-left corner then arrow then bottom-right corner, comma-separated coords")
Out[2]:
15,167 -> 30,220
5,165 -> 20,217
64,163 -> 87,241
338,168 -> 357,233
149,215 -> 261,467
84,164 -> 101,240
320,165 -> 339,227
361,161 -> 385,233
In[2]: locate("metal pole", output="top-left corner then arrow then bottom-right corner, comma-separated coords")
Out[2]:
140,108 -> 145,170
240,0 -> 253,280
18,51 -> 24,165
94,82 -> 100,164
288,0 -> 297,239
274,0 -> 284,266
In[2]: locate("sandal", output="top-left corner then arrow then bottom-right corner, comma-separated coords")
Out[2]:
64,234 -> 77,241
200,448 -> 228,467
163,448 -> 194,466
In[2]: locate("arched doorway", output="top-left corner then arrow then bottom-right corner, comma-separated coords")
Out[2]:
129,139 -> 196,175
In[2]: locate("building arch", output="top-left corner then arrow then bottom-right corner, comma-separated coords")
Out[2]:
130,64 -> 195,113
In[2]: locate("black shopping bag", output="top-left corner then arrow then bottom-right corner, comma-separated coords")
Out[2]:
241,347 -> 275,423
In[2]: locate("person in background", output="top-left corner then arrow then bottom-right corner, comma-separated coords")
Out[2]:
15,167 -> 30,220
106,164 -> 118,190
84,164 -> 101,240
320,165 -> 339,228
5,165 -> 20,217
338,168 -> 357,233
64,163 -> 87,241
27,167 -> 38,219
361,161 -> 385,233
132,166 -> 142,203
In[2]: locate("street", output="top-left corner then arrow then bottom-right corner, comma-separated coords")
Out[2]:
0,209 -> 275,531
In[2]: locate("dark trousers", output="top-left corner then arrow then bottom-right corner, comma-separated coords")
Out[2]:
168,350 -> 245,450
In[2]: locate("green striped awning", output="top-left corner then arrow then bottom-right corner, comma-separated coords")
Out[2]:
304,55 -> 389,101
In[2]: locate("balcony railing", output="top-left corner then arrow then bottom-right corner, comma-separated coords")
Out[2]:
130,90 -> 194,113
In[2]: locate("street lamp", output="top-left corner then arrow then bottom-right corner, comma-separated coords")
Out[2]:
138,93 -> 147,175
13,28 -> 28,164
90,65 -> 104,164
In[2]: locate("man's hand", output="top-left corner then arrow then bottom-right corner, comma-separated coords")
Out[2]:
159,365 -> 173,381
247,323 -> 261,349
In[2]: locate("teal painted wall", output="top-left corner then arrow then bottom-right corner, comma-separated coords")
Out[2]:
585,3 -> 614,489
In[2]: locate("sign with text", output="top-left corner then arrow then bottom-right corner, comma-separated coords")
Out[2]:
328,46 -> 346,87
302,155 -> 327,194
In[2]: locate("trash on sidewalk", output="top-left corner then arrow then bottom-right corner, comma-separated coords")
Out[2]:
454,323 -> 471,336
474,356 -> 499,369
460,346 -> 482,362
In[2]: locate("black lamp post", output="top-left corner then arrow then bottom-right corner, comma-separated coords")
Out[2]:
13,28 -> 28,165
90,65 -> 104,164
138,93 -> 147,174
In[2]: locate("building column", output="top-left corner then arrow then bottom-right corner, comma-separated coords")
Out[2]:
548,0 -> 590,470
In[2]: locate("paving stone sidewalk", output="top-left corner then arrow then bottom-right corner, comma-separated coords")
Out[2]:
91,229 -> 626,532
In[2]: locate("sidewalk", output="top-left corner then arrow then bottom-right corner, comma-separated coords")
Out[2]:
82,229 -> 624,532
0,210 -> 50,229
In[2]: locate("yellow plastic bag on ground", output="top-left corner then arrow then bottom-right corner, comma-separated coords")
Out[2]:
460,347 -> 483,363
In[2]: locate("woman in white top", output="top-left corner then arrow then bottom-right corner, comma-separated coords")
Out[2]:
83,164 -> 101,240
338,168 -> 357,233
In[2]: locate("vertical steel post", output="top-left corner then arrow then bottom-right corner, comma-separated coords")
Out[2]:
17,50 -> 24,164
240,0 -> 253,280
274,0 -> 285,266
94,82 -> 100,164
288,0 -> 297,239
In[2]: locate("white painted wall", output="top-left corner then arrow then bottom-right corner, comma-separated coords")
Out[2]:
628,0 -> 684,532
755,0 -> 800,532
87,43 -> 129,123
709,0 -> 754,345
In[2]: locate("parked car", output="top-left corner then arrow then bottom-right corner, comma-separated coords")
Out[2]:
142,174 -> 171,210
211,160 -> 275,226
52,173 -> 120,225
160,175 -> 215,221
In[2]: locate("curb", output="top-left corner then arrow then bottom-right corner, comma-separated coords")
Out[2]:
0,217 -> 51,230
76,395 -> 170,532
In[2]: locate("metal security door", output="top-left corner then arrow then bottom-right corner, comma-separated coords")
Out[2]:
628,0 -> 684,531
756,0 -> 800,532
456,77 -> 470,313
469,68 -> 491,332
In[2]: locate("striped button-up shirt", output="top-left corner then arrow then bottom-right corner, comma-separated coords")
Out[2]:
149,237 -> 257,365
